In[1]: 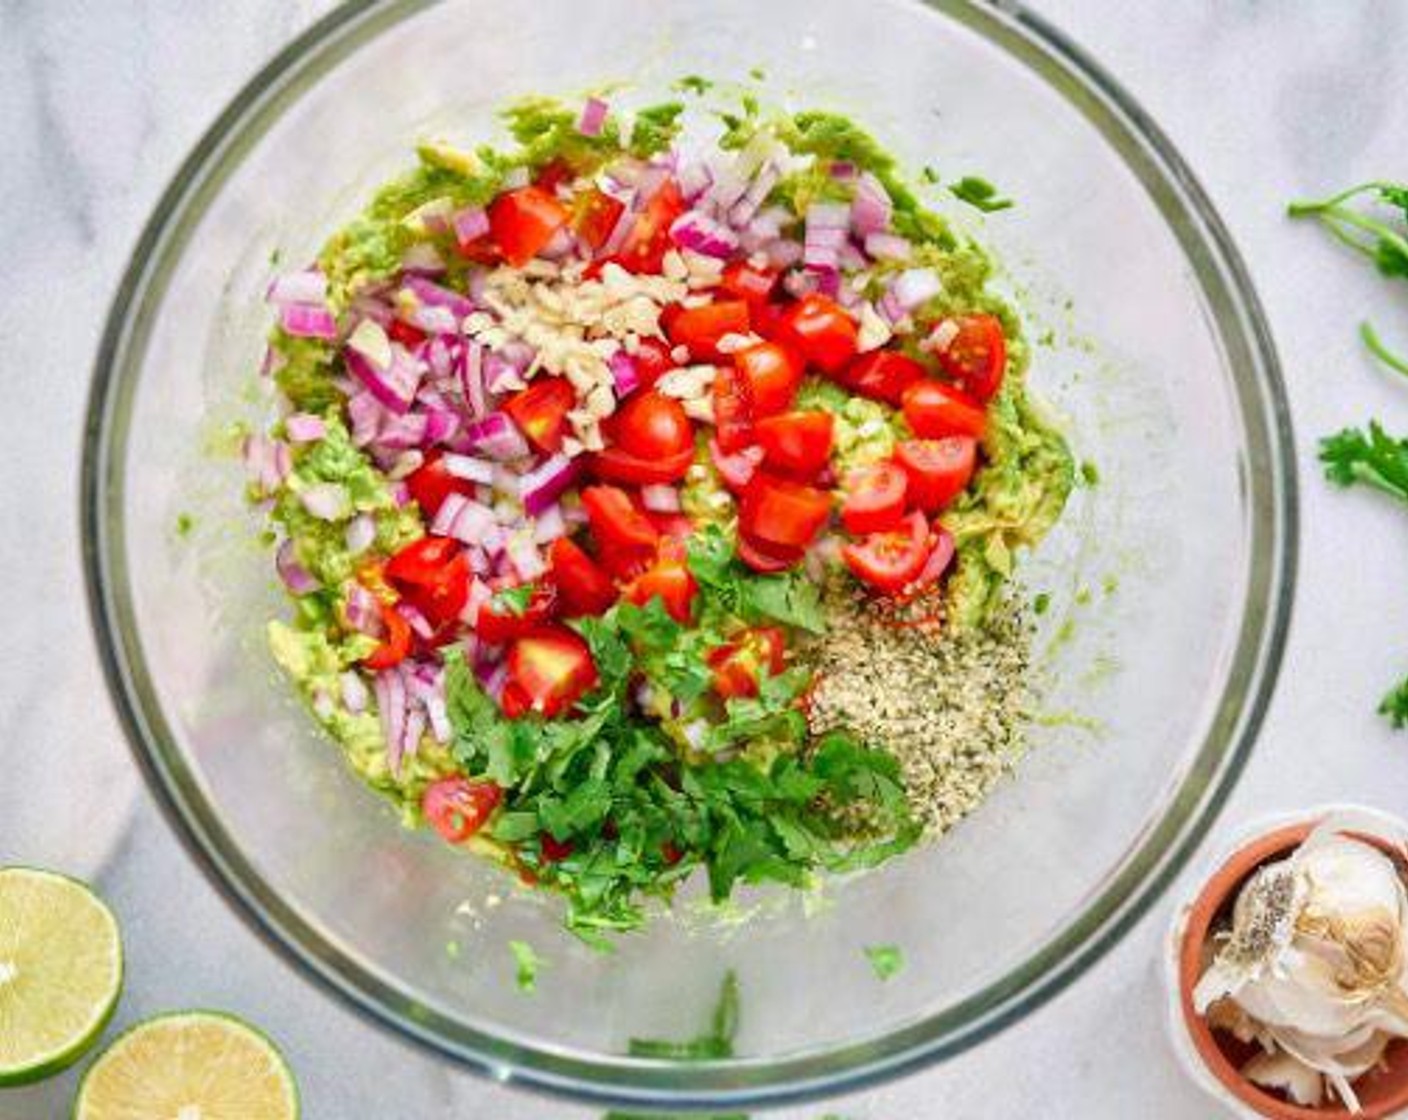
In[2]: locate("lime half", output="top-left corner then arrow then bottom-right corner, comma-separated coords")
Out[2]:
0,867 -> 123,1086
74,1011 -> 299,1119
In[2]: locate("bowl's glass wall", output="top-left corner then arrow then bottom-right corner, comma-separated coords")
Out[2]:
93,0 -> 1288,1103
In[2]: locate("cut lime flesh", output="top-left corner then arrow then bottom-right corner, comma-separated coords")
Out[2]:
74,1011 -> 299,1120
0,867 -> 123,1086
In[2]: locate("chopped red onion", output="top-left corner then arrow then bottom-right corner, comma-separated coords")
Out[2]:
375,670 -> 407,776
466,413 -> 529,461
346,390 -> 383,447
577,96 -> 609,137
532,503 -> 567,544
727,163 -> 780,228
443,453 -> 495,484
266,269 -> 328,306
538,225 -> 578,261
259,343 -> 282,379
451,205 -> 490,248
783,269 -> 821,299
279,303 -> 338,340
346,324 -> 422,415
600,196 -> 639,256
709,439 -> 763,489
340,670 -> 369,714
762,238 -> 804,269
491,464 -> 521,498
284,413 -> 326,443
479,660 -> 508,702
892,267 -> 943,311
400,705 -> 425,767
390,481 -> 411,506
242,434 -> 291,492
403,274 -> 474,320
816,270 -> 841,298
506,533 -> 546,581
677,160 -> 712,201
461,578 -> 492,626
449,499 -> 499,546
864,231 -> 912,261
806,201 -> 852,232
484,352 -> 526,394
423,410 -> 459,446
828,160 -> 858,181
345,514 -> 376,555
276,539 -> 320,594
350,292 -> 394,326
299,482 -> 350,521
851,172 -> 893,237
640,483 -> 681,513
397,602 -> 435,640
461,341 -> 487,419
917,527 -> 956,587
519,454 -> 579,517
387,450 -> 424,481
372,413 -> 428,451
344,583 -> 381,635
878,289 -> 907,324
431,492 -> 469,535
670,211 -> 739,258
609,350 -> 642,398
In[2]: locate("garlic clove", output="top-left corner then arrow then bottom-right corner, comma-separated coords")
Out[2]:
1243,1050 -> 1326,1108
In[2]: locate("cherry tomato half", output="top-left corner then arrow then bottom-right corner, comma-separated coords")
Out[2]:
774,294 -> 859,374
755,411 -> 834,479
739,474 -> 832,551
406,450 -> 475,519
893,437 -> 978,513
707,627 -> 786,699
719,260 -> 780,310
361,602 -> 413,670
573,187 -> 626,251
736,531 -> 804,574
712,366 -> 755,454
622,553 -> 697,624
474,581 -> 559,645
902,380 -> 988,440
840,462 -> 909,535
502,377 -> 576,455
842,510 -> 932,594
666,299 -> 751,362
505,625 -> 599,717
618,180 -> 686,274
631,337 -> 676,389
836,349 -> 926,406
607,391 -> 694,461
385,537 -> 470,629
489,186 -> 569,267
547,537 -> 617,618
422,777 -> 503,843
930,314 -> 1007,402
734,341 -> 804,416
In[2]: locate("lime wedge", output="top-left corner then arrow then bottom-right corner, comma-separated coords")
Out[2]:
0,867 -> 123,1086
74,1011 -> 299,1119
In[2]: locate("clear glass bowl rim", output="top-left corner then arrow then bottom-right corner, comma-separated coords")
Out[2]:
80,0 -> 1298,1109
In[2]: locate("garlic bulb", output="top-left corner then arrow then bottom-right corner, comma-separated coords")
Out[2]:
1194,816 -> 1408,1112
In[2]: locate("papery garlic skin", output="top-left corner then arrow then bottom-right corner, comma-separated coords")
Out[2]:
1194,820 -> 1408,1114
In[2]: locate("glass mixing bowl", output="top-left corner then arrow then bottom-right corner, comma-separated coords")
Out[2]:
82,0 -> 1295,1109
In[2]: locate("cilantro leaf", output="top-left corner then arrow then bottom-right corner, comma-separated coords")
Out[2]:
1321,422 -> 1408,502
1381,677 -> 1408,728
687,525 -> 826,633
949,175 -> 1014,213
864,944 -> 904,981
493,583 -> 533,617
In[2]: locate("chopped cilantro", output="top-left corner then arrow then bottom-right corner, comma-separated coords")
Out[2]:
1080,460 -> 1100,486
509,939 -> 544,992
1033,592 -> 1051,615
687,525 -> 827,633
175,512 -> 195,537
921,166 -> 942,185
948,175 -> 1014,213
675,75 -> 713,96
749,65 -> 766,81
864,944 -> 904,980
493,583 -> 534,617
629,102 -> 686,158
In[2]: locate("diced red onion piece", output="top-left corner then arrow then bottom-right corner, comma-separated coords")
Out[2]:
397,602 -> 435,640
709,439 -> 763,489
266,269 -> 328,306
806,201 -> 852,232
462,341 -> 487,419
340,670 -> 369,714
484,352 -> 525,394
878,289 -> 907,324
280,303 -> 338,340
864,231 -> 912,261
670,211 -> 739,259
479,660 -> 507,702
403,274 -> 474,321
400,704 -> 425,765
442,453 -> 495,484
465,413 -> 528,462
609,350 -> 641,398
728,163 -> 780,228
762,239 -> 804,269
371,412 -> 428,451
640,483 -> 681,513
532,504 -> 567,544
344,583 -> 381,635
506,534 -> 546,581
916,527 -> 956,587
677,160 -> 712,201
345,514 -> 376,555
577,96 -> 609,137
431,492 -> 469,535
892,268 -> 942,311
275,539 -> 320,594
600,196 -> 639,256
299,482 -> 349,521
390,481 -> 411,506
376,670 -> 407,776
461,578 -> 492,626
451,205 -> 490,248
491,464 -> 521,498
423,410 -> 459,446
851,172 -> 893,237
347,327 -> 423,415
519,454 -> 579,517
783,269 -> 821,299
346,391 -> 382,447
450,499 -> 499,546
285,413 -> 326,443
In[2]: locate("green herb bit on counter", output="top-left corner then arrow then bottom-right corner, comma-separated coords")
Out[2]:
949,175 -> 1014,213
509,940 -> 544,993
1289,181 -> 1408,374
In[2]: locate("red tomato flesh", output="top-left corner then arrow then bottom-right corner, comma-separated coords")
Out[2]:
423,777 -> 503,843
842,510 -> 932,594
474,581 -> 558,644
502,377 -> 575,455
739,474 -> 832,551
489,186 -> 569,267
384,537 -> 470,629
836,350 -> 926,405
840,462 -> 909,535
505,626 -> 598,718
755,411 -> 834,478
774,294 -> 859,374
548,537 -> 617,618
894,437 -> 978,513
902,380 -> 988,440
734,341 -> 804,416
666,299 -> 751,362
931,313 -> 1007,402
712,366 -> 756,453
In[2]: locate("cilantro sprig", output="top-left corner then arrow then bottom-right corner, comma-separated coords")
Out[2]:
1289,182 -> 1408,374
1320,421 -> 1408,725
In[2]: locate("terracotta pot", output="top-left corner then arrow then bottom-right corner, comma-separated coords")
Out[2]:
1173,819 -> 1408,1119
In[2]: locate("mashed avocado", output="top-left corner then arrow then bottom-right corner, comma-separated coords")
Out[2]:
795,378 -> 903,468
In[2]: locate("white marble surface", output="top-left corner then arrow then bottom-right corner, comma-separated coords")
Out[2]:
4,1 -> 1408,1116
